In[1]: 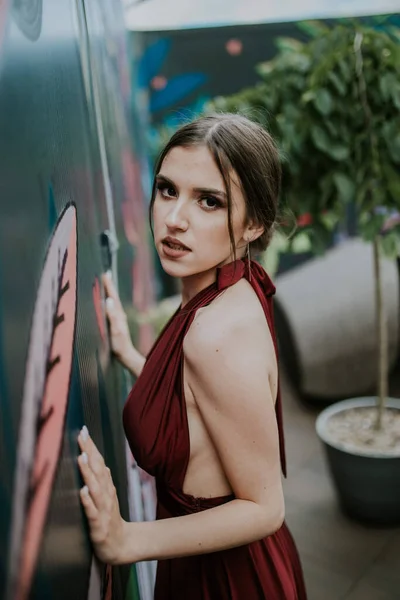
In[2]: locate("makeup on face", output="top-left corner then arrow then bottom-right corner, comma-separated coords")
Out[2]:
155,174 -> 227,213
152,146 -> 250,294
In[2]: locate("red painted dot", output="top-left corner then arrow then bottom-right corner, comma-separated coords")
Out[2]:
226,39 -> 243,56
151,75 -> 168,90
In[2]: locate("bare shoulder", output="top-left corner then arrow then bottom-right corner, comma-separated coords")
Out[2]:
184,279 -> 276,376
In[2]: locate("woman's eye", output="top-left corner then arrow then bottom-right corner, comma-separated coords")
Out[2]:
157,184 -> 176,198
199,196 -> 221,210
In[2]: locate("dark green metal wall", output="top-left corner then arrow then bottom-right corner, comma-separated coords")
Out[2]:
0,1 -> 154,599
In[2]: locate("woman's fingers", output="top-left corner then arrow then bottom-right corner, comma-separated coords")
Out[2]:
105,296 -> 124,328
78,427 -> 114,495
78,452 -> 104,509
79,428 -> 106,474
80,485 -> 99,521
101,276 -> 132,362
102,272 -> 123,310
102,273 -> 128,335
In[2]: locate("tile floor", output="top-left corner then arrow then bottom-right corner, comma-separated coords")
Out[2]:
281,371 -> 400,600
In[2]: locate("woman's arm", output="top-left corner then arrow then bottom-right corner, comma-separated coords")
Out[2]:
122,497 -> 283,563
78,305 -> 285,565
118,343 -> 146,378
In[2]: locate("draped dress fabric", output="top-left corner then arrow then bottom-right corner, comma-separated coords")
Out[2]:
123,259 -> 307,600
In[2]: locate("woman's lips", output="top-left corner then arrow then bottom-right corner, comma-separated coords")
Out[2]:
161,239 -> 191,259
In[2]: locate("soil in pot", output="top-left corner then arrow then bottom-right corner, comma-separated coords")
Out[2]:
326,406 -> 400,457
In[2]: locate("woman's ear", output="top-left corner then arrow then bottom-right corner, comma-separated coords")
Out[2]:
244,221 -> 264,244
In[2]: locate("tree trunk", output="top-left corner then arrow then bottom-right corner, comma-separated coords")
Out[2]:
373,236 -> 388,430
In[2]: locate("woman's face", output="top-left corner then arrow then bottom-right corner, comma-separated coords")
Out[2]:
153,145 -> 250,280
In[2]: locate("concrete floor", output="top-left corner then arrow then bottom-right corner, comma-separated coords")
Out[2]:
281,370 -> 400,600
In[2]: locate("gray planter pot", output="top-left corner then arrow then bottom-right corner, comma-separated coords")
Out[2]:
316,397 -> 400,525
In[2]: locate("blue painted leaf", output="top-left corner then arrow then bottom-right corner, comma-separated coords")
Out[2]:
150,73 -> 207,113
137,38 -> 171,88
387,15 -> 400,27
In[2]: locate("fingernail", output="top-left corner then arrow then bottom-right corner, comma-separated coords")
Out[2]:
106,297 -> 114,309
80,452 -> 88,465
81,485 -> 89,496
80,425 -> 89,441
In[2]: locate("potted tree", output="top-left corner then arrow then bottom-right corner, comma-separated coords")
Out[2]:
208,21 -> 400,524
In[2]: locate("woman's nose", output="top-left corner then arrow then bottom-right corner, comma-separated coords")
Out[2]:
165,199 -> 189,231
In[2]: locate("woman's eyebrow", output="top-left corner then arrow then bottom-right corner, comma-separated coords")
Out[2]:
156,174 -> 175,186
193,187 -> 227,198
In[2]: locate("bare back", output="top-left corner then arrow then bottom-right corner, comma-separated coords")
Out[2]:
182,278 -> 278,499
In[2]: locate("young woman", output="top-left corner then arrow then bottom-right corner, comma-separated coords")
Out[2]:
78,114 -> 307,599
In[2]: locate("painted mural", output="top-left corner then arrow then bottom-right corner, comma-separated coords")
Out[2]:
6,204 -> 78,600
0,1 -> 156,599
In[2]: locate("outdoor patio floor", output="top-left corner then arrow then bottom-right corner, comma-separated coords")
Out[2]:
281,370 -> 400,600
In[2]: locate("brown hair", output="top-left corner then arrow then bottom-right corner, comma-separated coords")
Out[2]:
149,113 -> 281,254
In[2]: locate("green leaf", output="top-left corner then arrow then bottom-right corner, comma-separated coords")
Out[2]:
325,119 -> 339,139
379,72 -> 397,101
359,214 -> 386,241
320,173 -> 334,203
256,60 -> 274,77
297,20 -> 330,39
327,70 -> 347,96
261,250 -> 280,278
311,125 -> 331,153
307,227 -> 331,255
313,88 -> 333,115
291,232 -> 312,253
275,37 -> 304,54
261,231 -> 291,276
385,132 -> 400,163
302,90 -> 315,104
333,173 -> 355,203
338,58 -> 352,83
320,211 -> 340,230
310,126 -> 350,161
270,231 -> 290,253
380,232 -> 400,259
381,163 -> 400,203
391,82 -> 400,110
388,26 -> 400,43
329,145 -> 350,161
311,125 -> 349,162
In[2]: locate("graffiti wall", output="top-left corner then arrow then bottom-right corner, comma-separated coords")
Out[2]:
0,1 -> 155,599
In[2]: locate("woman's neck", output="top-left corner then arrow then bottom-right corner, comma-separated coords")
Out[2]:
180,268 -> 217,308
180,255 -> 245,307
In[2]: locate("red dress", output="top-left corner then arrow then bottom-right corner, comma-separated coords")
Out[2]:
123,259 -> 307,600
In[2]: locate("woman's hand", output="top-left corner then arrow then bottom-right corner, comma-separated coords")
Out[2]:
78,426 -> 127,565
102,272 -> 134,364
102,272 -> 145,377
